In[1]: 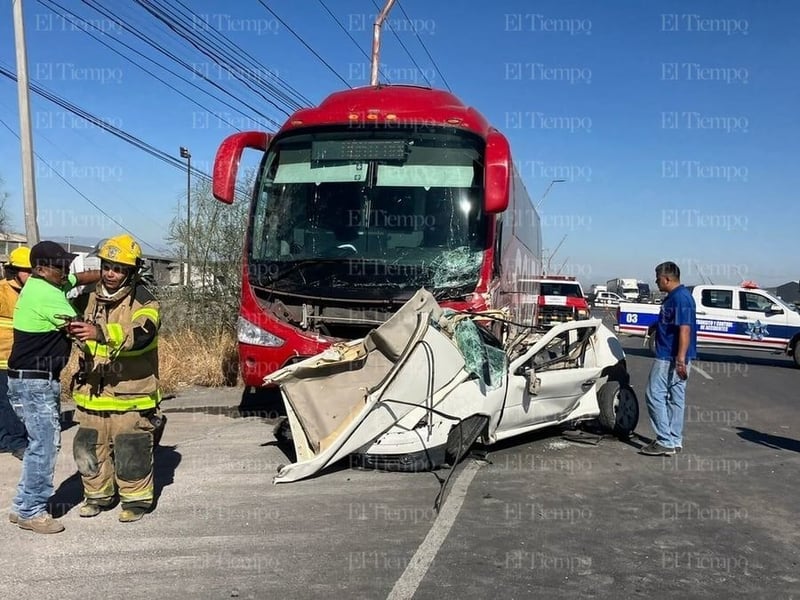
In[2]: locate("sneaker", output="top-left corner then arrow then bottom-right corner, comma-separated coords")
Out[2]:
11,448 -> 25,461
119,506 -> 149,523
639,442 -> 676,456
79,498 -> 114,518
8,512 -> 18,524
18,513 -> 65,534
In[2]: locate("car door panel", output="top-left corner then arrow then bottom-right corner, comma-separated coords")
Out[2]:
696,288 -> 737,348
735,291 -> 790,351
501,321 -> 602,433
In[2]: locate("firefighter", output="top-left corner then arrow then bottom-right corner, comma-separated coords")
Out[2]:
0,247 -> 31,459
66,234 -> 162,523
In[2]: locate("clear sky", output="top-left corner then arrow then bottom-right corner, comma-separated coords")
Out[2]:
0,0 -> 798,288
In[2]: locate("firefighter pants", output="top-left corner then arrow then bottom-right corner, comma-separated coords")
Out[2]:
73,407 -> 155,507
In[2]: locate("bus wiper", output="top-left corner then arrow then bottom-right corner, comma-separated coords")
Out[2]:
432,287 -> 469,302
264,258 -> 350,285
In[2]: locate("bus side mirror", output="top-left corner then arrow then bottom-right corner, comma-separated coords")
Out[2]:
484,130 -> 510,214
213,131 -> 271,204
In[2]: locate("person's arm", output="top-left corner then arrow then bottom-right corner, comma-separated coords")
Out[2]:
68,299 -> 160,353
74,270 -> 101,286
674,295 -> 694,380
675,325 -> 690,380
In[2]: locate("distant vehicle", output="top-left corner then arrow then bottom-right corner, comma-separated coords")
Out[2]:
617,282 -> 800,367
593,291 -> 624,308
637,282 -> 652,303
607,278 -> 639,301
587,284 -> 607,304
518,276 -> 590,329
589,284 -> 607,295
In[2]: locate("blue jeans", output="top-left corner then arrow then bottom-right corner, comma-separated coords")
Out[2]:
0,371 -> 27,451
9,377 -> 62,519
645,358 -> 690,449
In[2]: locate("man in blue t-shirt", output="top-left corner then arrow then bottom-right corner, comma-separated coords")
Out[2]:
640,261 -> 697,456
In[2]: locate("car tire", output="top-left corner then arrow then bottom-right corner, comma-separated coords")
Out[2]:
647,329 -> 656,356
598,381 -> 639,438
793,339 -> 800,369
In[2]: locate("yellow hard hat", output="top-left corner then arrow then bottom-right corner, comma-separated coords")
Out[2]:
97,234 -> 142,267
7,247 -> 32,269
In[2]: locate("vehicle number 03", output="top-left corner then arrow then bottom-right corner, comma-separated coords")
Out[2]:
625,313 -> 638,324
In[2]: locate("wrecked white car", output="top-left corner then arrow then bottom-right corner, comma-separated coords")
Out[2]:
265,289 -> 639,483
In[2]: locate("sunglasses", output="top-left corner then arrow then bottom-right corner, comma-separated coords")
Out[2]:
101,263 -> 131,275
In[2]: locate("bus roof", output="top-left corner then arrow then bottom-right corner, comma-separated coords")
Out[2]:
278,85 -> 492,137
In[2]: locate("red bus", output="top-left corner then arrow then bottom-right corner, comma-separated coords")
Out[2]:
213,85 -> 543,387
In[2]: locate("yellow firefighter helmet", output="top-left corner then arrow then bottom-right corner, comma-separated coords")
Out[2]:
7,247 -> 32,269
97,234 -> 142,267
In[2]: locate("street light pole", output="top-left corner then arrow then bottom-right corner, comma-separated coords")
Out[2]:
535,178 -> 566,210
545,234 -> 568,275
179,146 -> 191,288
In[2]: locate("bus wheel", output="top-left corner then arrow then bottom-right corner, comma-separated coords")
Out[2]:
598,381 -> 639,438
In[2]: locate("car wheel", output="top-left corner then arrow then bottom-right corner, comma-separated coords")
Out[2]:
793,339 -> 800,369
647,329 -> 656,356
598,381 -> 639,438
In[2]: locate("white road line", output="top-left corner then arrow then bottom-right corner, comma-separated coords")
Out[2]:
691,364 -> 713,380
387,460 -> 482,600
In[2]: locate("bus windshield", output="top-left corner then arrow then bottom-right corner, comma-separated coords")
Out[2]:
249,128 -> 487,299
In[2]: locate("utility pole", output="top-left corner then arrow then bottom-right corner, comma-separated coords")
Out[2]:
179,146 -> 191,288
13,0 -> 40,245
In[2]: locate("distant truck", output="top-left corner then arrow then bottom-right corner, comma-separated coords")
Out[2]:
607,278 -> 639,301
617,282 -> 800,367
518,276 -> 591,329
636,282 -> 652,303
588,284 -> 607,303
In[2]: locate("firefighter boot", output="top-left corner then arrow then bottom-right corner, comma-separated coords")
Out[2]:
119,501 -> 150,523
79,497 -> 114,518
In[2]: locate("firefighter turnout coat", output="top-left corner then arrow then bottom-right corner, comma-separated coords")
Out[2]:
0,278 -> 23,369
72,284 -> 161,412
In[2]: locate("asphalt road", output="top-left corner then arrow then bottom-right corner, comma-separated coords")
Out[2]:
1,316 -> 798,599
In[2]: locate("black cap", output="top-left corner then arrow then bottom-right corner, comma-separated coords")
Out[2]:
30,241 -> 78,268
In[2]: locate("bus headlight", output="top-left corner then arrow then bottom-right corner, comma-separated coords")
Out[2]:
237,316 -> 285,347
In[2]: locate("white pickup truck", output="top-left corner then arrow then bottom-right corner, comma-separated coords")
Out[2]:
617,283 -> 800,367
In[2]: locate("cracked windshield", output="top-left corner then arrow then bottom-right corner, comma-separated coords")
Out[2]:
250,129 -> 486,299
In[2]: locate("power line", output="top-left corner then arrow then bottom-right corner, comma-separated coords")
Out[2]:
0,62 -> 201,175
255,0 -> 352,89
77,0 -> 283,125
38,0 -> 263,132
317,0 -> 391,84
0,63 -> 254,199
0,116 -> 163,253
370,0 -> 431,87
396,0 -> 451,91
170,0 -> 312,107
133,0 -> 308,114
